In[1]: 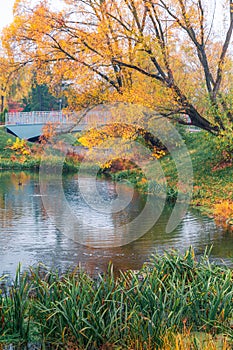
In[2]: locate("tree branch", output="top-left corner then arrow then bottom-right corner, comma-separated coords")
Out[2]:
112,58 -> 164,81
213,0 -> 233,99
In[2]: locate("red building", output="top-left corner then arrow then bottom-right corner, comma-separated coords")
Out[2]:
8,100 -> 24,113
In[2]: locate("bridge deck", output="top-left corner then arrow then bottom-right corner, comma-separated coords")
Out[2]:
6,124 -> 45,140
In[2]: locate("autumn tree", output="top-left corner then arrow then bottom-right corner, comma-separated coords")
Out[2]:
0,57 -> 10,114
0,53 -> 32,117
0,56 -> 19,114
2,0 -> 233,133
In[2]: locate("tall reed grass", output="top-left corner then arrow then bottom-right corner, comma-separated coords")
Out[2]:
0,248 -> 232,349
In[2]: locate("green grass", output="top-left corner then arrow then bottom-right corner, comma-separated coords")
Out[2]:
105,130 -> 232,216
0,248 -> 232,349
183,132 -> 233,209
0,127 -> 17,159
138,130 -> 233,212
0,128 -> 80,172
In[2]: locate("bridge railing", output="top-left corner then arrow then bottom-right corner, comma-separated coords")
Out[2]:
5,110 -> 109,127
5,111 -> 74,125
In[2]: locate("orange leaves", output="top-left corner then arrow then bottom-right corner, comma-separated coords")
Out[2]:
13,0 -> 22,15
39,123 -> 57,145
1,0 -> 232,135
214,200 -> 233,226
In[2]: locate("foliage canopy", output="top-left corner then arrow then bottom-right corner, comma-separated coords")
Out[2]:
1,0 -> 233,135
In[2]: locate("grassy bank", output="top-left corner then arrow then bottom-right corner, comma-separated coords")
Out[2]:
161,131 -> 233,226
0,128 -> 39,170
0,128 -> 80,172
110,130 -> 233,223
0,248 -> 232,349
160,131 -> 233,212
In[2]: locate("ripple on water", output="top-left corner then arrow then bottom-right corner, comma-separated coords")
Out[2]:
0,172 -> 232,278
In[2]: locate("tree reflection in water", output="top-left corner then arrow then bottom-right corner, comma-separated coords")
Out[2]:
0,171 -> 232,278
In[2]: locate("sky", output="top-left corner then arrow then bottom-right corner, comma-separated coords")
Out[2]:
0,0 -> 227,32
0,0 -> 14,30
0,0 -> 64,31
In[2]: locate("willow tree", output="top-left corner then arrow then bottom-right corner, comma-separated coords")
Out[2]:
2,0 -> 233,133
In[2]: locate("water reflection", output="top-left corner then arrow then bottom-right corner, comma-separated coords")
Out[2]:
0,170 -> 232,278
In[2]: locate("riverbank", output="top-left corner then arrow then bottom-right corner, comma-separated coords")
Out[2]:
109,130 -> 233,224
0,128 -> 79,172
167,132 -> 232,204
159,131 -> 233,222
0,248 -> 232,349
0,127 -> 232,222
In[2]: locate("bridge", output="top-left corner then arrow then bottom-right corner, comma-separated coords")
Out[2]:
5,109 -> 200,141
5,110 -> 108,141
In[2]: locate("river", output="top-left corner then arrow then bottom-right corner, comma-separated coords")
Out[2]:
0,170 -> 232,278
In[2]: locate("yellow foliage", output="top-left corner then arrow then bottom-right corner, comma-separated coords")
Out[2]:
10,138 -> 29,152
2,0 -> 232,135
78,129 -> 106,148
152,148 -> 166,159
7,137 -> 31,161
103,160 -> 113,169
213,200 -> 233,224
0,54 -> 32,112
78,124 -> 138,149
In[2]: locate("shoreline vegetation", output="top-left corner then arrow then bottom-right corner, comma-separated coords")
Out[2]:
0,126 -> 232,226
0,248 -> 233,349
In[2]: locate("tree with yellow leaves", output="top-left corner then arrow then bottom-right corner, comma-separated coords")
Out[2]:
0,56 -> 17,114
2,0 -> 233,133
0,54 -> 32,115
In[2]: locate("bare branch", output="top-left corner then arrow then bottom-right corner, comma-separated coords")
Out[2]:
213,0 -> 233,99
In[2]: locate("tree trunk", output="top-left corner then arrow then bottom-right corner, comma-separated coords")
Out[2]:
186,105 -> 219,133
0,95 -> 4,114
169,83 -> 220,133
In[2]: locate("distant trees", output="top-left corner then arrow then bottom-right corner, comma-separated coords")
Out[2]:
1,0 -> 233,133
0,53 -> 64,114
23,83 -> 61,112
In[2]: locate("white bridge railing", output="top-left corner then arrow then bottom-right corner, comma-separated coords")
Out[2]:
6,111 -> 77,125
5,110 -> 110,127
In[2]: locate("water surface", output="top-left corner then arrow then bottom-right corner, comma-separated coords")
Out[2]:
0,171 -> 232,278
